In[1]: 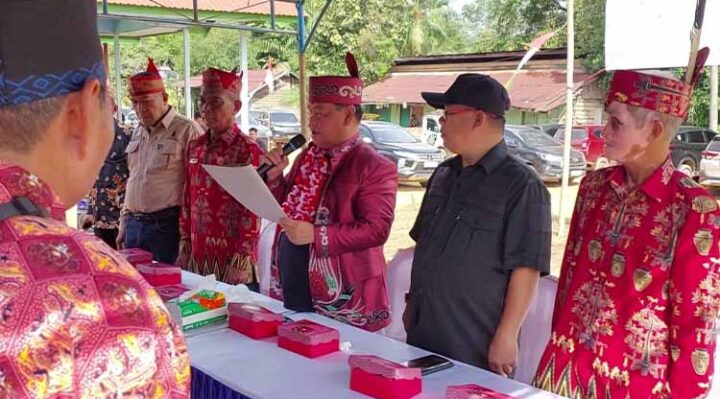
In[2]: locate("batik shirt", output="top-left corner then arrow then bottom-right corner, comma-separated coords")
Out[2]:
180,124 -> 264,285
0,162 -> 190,398
88,121 -> 129,229
534,158 -> 720,399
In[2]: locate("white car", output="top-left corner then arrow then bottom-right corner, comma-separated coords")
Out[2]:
699,137 -> 720,186
421,114 -> 452,158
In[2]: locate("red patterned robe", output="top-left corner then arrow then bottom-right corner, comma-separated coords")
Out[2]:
534,158 -> 720,399
180,125 -> 264,285
0,163 -> 189,398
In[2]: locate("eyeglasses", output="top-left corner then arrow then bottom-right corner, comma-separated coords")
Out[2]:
441,108 -> 477,121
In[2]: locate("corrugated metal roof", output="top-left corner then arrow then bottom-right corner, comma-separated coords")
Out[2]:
102,0 -> 297,16
363,70 -> 602,113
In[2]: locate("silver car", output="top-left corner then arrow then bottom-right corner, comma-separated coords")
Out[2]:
699,138 -> 720,186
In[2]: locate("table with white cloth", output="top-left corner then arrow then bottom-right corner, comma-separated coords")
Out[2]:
181,272 -> 566,399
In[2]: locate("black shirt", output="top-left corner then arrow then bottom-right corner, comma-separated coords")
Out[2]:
406,140 -> 551,370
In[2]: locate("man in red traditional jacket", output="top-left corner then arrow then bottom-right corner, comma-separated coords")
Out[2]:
0,1 -> 189,397
178,68 -> 264,288
534,61 -> 720,397
263,53 -> 397,332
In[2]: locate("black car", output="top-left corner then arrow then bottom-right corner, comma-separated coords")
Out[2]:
671,126 -> 718,176
360,121 -> 444,186
504,125 -> 587,183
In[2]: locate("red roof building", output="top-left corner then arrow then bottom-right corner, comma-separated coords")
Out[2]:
363,48 -> 605,127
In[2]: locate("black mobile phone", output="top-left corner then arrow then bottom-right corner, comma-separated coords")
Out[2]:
404,354 -> 454,375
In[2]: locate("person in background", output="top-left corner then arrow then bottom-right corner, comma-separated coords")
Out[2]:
118,58 -> 202,263
178,68 -> 264,289
404,74 -> 551,375
0,1 -> 189,396
262,53 -> 397,332
534,64 -> 720,398
83,95 -> 130,248
248,127 -> 267,152
194,111 -> 207,131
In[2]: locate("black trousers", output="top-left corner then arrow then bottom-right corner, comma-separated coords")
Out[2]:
277,232 -> 313,312
94,228 -> 119,249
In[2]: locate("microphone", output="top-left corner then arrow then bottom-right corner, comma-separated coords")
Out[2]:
257,134 -> 307,177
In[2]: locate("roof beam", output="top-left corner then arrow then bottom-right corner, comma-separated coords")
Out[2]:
97,13 -> 297,36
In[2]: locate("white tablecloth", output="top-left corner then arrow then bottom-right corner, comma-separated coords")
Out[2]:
181,272 -> 566,399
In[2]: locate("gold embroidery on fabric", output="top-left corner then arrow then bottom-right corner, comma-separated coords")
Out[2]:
592,358 -> 630,387
611,253 -> 625,277
624,306 -> 669,378
691,348 -> 710,375
692,196 -> 718,224
571,271 -> 617,355
649,203 -> 686,271
670,345 -> 680,362
552,332 -> 576,353
588,240 -> 603,263
691,258 -> 720,345
693,229 -> 713,256
633,268 -> 653,292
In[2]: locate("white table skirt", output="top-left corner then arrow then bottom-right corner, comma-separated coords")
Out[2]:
181,272 -> 566,399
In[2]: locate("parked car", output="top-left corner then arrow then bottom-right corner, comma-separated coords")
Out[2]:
421,114 -> 460,159
251,109 -> 302,138
672,126 -> 718,176
553,124 -> 608,169
531,123 -> 563,137
699,136 -> 720,186
360,121 -> 444,186
504,125 -> 587,183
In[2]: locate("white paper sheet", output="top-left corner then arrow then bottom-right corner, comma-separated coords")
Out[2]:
203,165 -> 286,223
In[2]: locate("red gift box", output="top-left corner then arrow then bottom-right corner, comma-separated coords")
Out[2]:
348,355 -> 422,399
137,262 -> 182,287
117,248 -> 153,266
154,284 -> 190,302
228,303 -> 284,339
277,320 -> 339,358
446,384 -> 517,399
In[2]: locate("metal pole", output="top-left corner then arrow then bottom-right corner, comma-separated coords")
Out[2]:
102,0 -> 108,14
559,0 -> 574,236
183,28 -> 192,118
711,65 -> 718,131
303,0 -> 334,53
113,34 -> 122,121
240,32 -> 250,131
297,1 -> 309,138
270,0 -> 276,30
193,0 -> 198,21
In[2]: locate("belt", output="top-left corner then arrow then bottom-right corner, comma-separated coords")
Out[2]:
128,206 -> 180,221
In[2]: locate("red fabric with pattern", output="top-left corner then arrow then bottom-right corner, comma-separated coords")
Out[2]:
0,162 -> 189,398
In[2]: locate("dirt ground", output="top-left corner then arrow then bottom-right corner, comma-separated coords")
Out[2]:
384,182 -> 579,276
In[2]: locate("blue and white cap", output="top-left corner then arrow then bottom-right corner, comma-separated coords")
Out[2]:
0,0 -> 105,107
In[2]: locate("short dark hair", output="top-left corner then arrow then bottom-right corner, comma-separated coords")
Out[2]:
0,83 -> 106,153
194,112 -> 202,119
335,104 -> 363,122
249,127 -> 258,133
0,96 -> 66,153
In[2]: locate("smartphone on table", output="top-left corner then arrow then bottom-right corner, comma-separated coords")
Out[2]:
403,354 -> 454,375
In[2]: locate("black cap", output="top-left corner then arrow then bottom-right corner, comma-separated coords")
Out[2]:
0,0 -> 105,107
421,74 -> 510,116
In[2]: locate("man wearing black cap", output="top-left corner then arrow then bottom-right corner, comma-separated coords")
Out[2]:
0,1 -> 189,396
404,74 -> 551,376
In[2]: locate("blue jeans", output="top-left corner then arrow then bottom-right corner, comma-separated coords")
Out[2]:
125,207 -> 180,264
